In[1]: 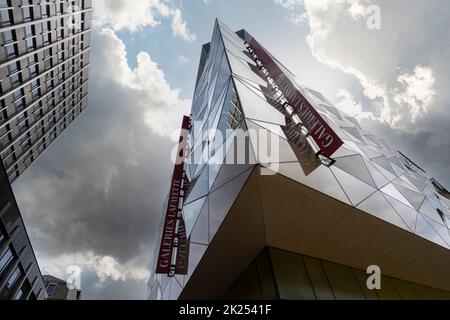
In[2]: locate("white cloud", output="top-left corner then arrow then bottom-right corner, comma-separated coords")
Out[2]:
93,28 -> 190,138
170,8 -> 196,42
92,0 -> 163,32
273,0 -> 441,128
394,66 -> 436,122
274,0 -> 303,7
347,0 -> 371,20
178,55 -> 190,64
93,0 -> 196,42
335,89 -> 371,120
40,252 -> 150,284
273,0 -> 308,25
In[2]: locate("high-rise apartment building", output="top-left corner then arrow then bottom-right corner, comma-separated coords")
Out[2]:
0,0 -> 92,300
148,20 -> 450,300
0,160 -> 46,300
0,0 -> 91,183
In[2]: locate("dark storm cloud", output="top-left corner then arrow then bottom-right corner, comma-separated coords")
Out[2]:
12,27 -> 189,297
16,84 -> 173,262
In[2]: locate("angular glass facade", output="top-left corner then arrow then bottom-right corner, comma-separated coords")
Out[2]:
148,20 -> 450,300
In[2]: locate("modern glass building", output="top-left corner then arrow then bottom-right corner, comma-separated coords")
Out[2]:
148,20 -> 450,300
0,0 -> 91,183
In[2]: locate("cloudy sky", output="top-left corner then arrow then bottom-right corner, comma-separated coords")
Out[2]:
10,0 -> 450,299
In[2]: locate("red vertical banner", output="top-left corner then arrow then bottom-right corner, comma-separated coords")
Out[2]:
247,39 -> 343,158
175,218 -> 190,275
156,116 -> 190,275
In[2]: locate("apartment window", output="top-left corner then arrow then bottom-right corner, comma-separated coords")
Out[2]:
24,25 -> 33,37
43,32 -> 49,44
9,72 -> 20,86
33,109 -> 41,120
18,110 -> 26,121
27,54 -> 36,65
14,288 -> 25,300
0,247 -> 14,276
18,119 -> 28,133
0,9 -> 12,26
31,79 -> 38,89
8,61 -> 19,74
42,21 -> 49,32
46,284 -> 56,296
31,88 -> 39,101
3,146 -> 12,158
45,71 -> 52,82
2,29 -> 14,43
46,79 -> 53,89
6,266 -> 22,289
25,38 -> 34,50
0,98 -> 5,113
6,167 -> 15,179
14,98 -> 24,110
29,64 -> 38,76
12,89 -> 22,100
47,93 -> 54,104
4,43 -> 16,57
33,102 -> 41,112
22,7 -> 32,21
41,4 -> 49,17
